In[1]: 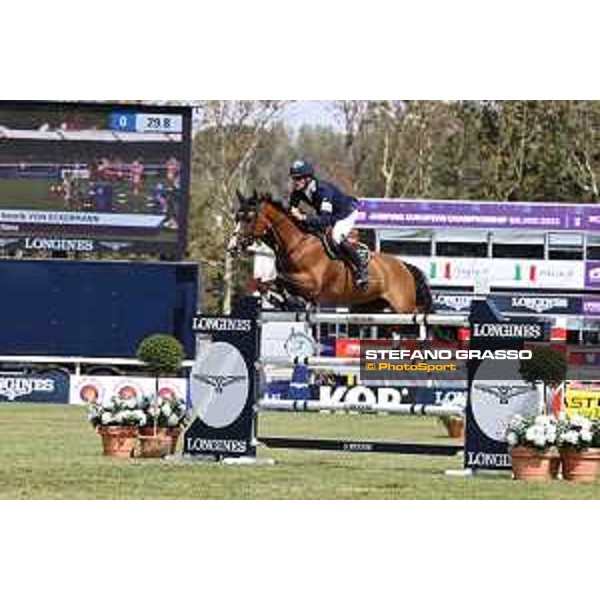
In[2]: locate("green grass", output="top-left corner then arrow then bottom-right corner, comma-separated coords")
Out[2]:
2,404 -> 600,499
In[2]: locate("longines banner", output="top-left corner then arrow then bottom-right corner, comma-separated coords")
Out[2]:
186,300 -> 259,458
433,292 -> 581,315
69,376 -> 187,405
0,372 -> 70,403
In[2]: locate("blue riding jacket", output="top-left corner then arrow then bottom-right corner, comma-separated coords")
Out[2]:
290,179 -> 358,229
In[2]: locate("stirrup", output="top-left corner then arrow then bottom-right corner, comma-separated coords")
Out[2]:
354,271 -> 369,290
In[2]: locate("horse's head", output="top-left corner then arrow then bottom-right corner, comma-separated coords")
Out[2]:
228,190 -> 281,254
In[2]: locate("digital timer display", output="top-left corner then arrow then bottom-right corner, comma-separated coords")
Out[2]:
110,112 -> 183,134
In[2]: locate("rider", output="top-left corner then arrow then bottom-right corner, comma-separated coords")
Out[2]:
288,160 -> 368,290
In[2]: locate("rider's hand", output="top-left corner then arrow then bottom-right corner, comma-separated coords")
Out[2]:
290,207 -> 306,221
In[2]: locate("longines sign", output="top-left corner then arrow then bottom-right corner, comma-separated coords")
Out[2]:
471,322 -> 546,341
0,373 -> 69,403
192,316 -> 253,332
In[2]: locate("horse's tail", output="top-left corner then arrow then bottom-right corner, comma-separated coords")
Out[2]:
405,263 -> 434,314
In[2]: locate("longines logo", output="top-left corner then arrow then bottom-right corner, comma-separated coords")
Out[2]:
193,316 -> 252,332
434,294 -> 472,312
191,341 -> 250,428
24,237 -> 95,252
473,384 -> 533,405
511,296 -> 568,313
193,374 -> 246,394
0,377 -> 54,401
472,322 -> 543,340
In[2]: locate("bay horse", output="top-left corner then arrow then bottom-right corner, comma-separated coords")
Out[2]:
231,191 -> 432,314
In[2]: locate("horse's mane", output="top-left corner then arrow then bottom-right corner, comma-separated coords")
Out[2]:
258,193 -> 287,212
257,193 -> 314,236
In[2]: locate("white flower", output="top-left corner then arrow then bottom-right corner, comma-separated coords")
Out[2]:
563,431 -> 579,445
101,412 -> 113,425
114,411 -> 125,423
125,399 -> 138,410
167,414 -> 179,427
162,403 -> 173,417
506,431 -> 518,446
581,430 -> 593,443
101,398 -> 115,410
572,415 -> 591,429
510,415 -> 525,428
123,410 -> 136,422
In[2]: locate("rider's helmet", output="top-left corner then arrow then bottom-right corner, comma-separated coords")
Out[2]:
289,160 -> 315,179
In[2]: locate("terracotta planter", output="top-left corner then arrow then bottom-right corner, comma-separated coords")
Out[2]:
98,426 -> 138,458
166,428 -> 181,454
560,448 -> 600,483
550,453 -> 562,480
443,417 -> 465,439
138,427 -> 171,458
510,446 -> 555,482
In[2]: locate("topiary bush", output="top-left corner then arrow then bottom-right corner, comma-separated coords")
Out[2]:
519,346 -> 568,389
137,334 -> 185,377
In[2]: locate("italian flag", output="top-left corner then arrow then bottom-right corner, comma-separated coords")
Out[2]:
429,262 -> 452,279
514,264 -> 537,282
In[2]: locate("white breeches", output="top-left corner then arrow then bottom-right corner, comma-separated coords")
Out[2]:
331,210 -> 358,244
252,242 -> 277,282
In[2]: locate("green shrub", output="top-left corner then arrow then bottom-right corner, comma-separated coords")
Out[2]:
519,346 -> 567,388
137,334 -> 185,376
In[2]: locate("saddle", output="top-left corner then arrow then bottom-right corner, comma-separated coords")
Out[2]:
315,227 -> 371,265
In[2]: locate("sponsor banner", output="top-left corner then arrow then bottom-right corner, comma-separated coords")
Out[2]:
493,294 -> 580,315
433,292 -> 473,313
568,350 -> 600,367
70,376 -> 187,406
435,292 -> 580,315
357,199 -> 599,231
405,257 -> 584,290
336,338 -> 362,358
0,372 -> 70,403
565,387 -> 600,419
585,261 -> 600,289
185,302 -> 259,459
582,296 -> 600,315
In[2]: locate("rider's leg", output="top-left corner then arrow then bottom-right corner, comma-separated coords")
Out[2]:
332,212 -> 368,290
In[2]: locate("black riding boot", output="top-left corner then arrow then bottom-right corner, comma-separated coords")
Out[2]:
339,239 -> 368,290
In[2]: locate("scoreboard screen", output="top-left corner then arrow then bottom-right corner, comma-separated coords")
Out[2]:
0,101 -> 192,258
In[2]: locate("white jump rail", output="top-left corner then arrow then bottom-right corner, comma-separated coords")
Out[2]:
257,398 -> 464,417
0,355 -> 195,375
259,356 -> 362,368
260,312 -> 470,326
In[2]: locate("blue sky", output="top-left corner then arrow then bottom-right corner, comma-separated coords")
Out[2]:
283,101 -> 339,130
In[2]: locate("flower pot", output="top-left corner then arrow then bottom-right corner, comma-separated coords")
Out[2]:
510,446 -> 555,482
98,426 -> 138,458
138,427 -> 171,458
560,448 -> 600,483
550,453 -> 562,480
443,417 -> 465,439
166,427 -> 181,454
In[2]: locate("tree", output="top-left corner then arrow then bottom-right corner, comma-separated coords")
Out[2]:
188,101 -> 289,313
